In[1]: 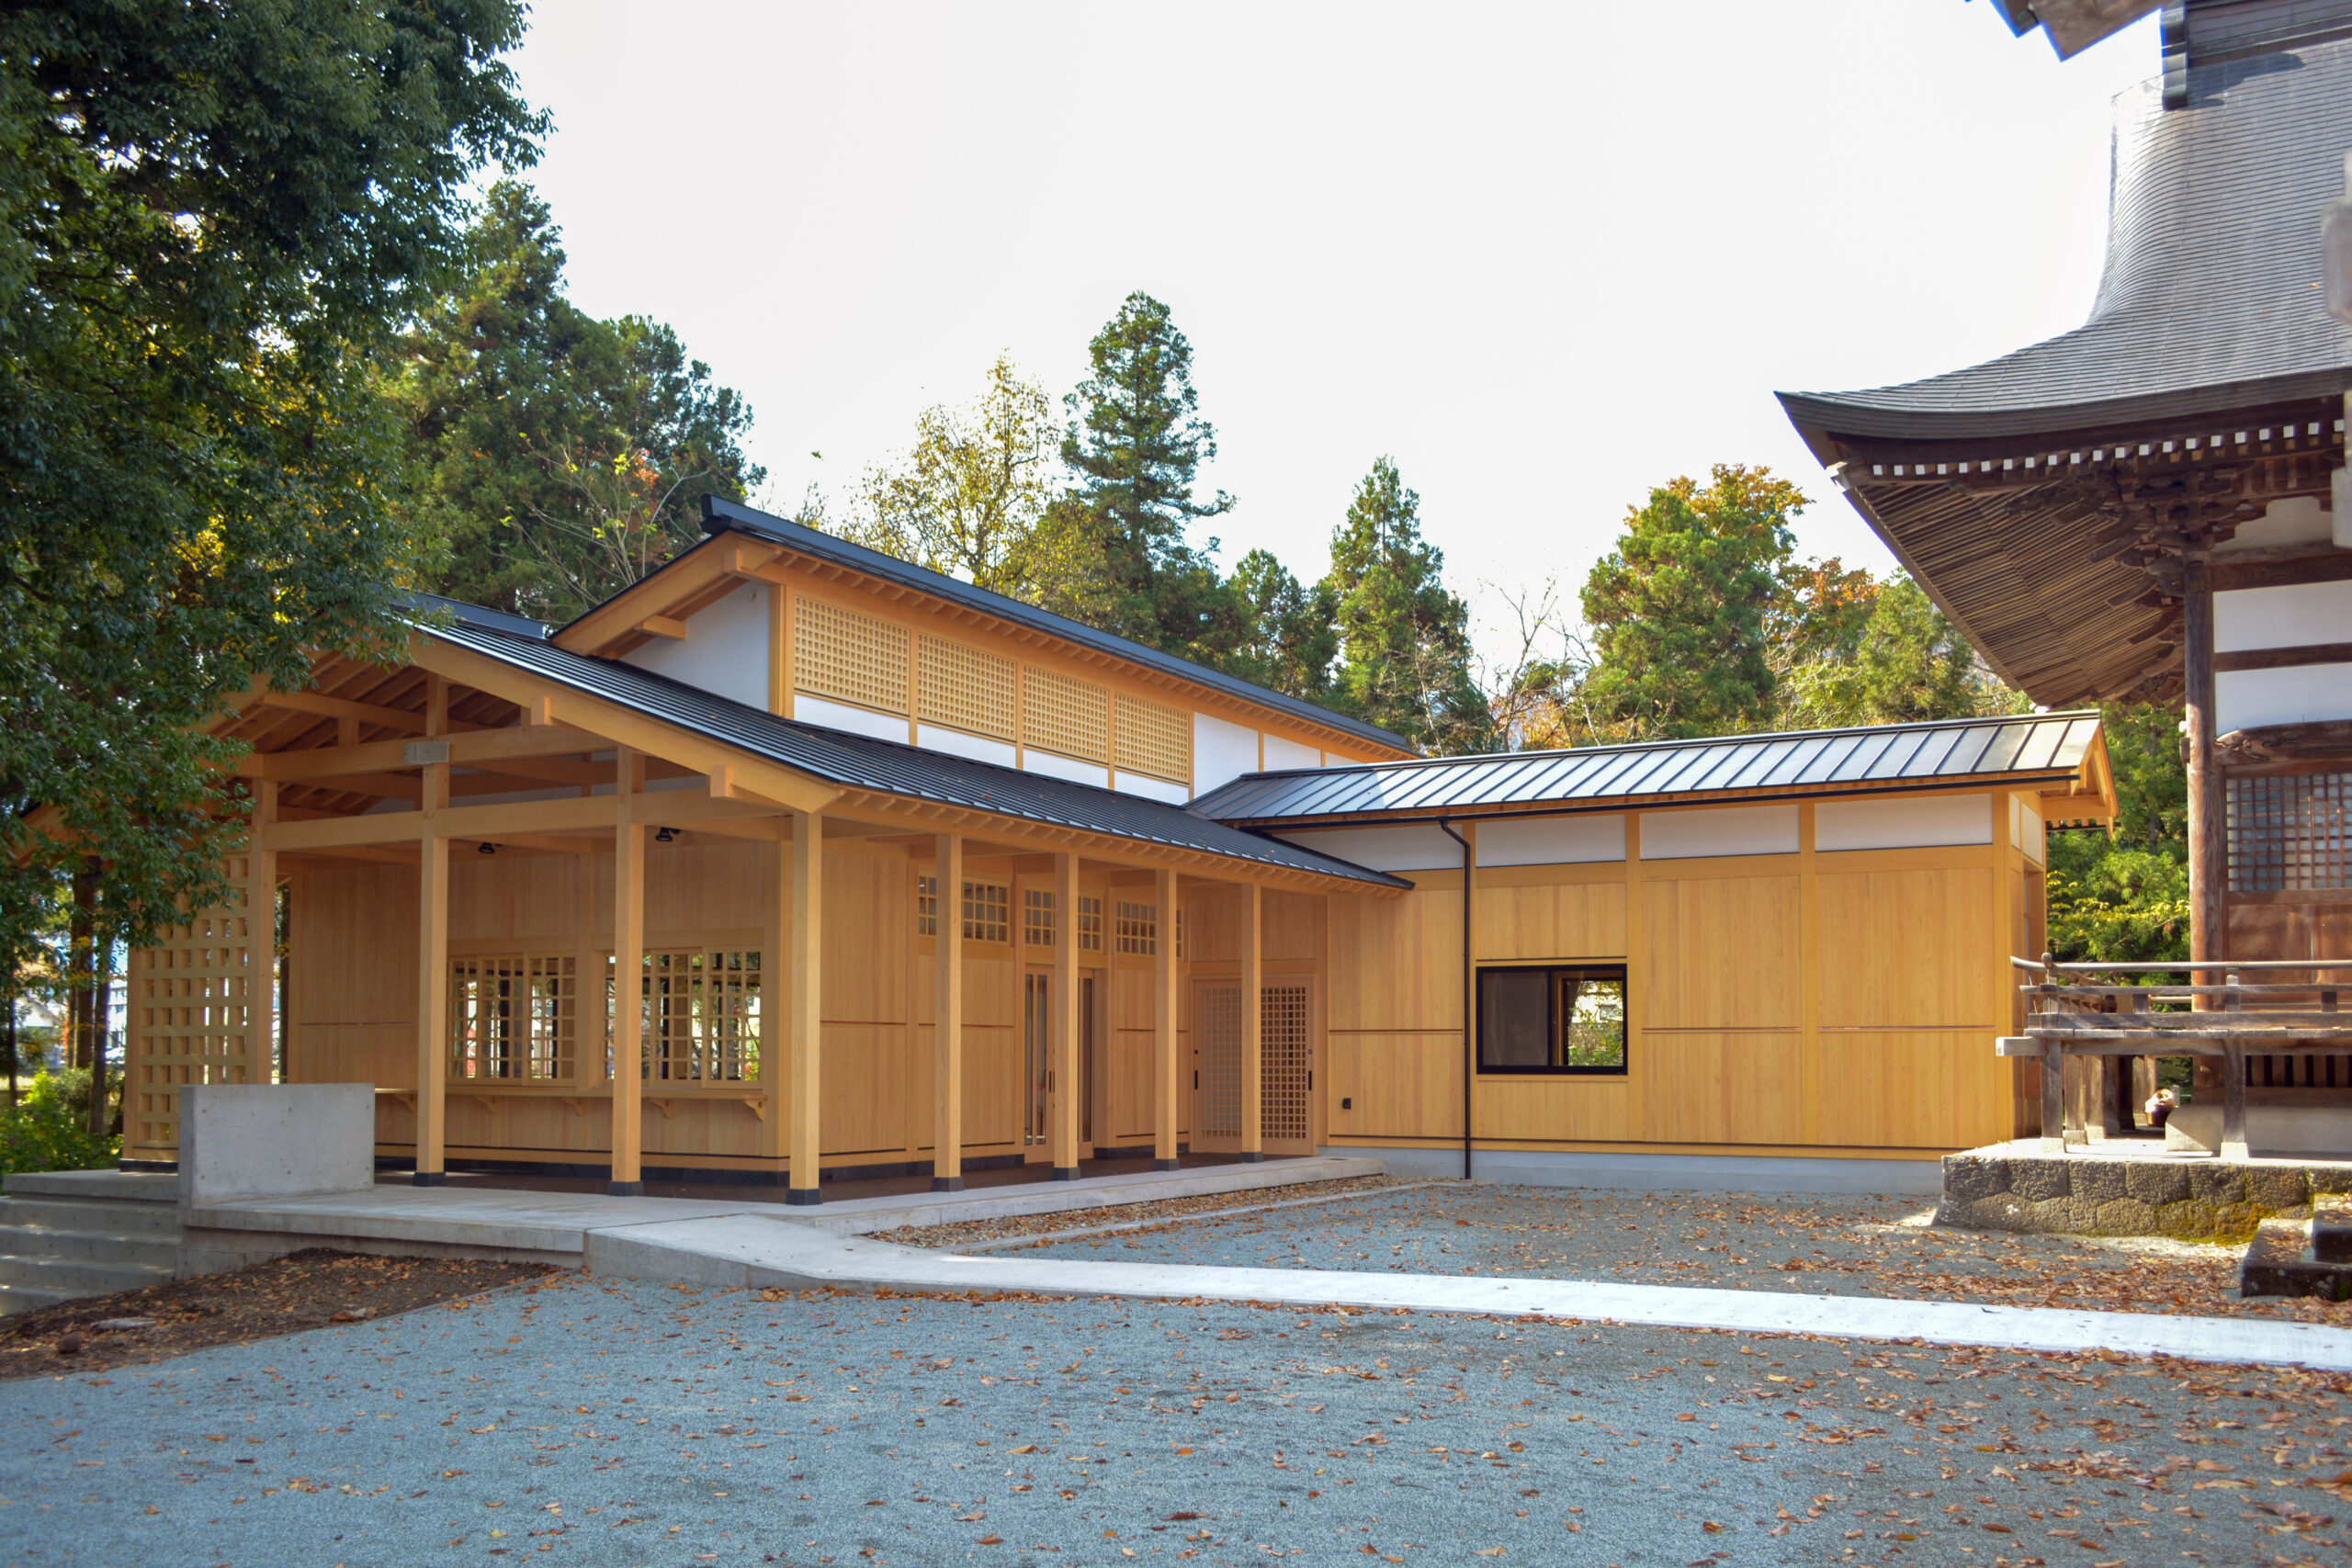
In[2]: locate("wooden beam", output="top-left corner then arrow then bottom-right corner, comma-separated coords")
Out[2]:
610,756 -> 646,1196
1154,865 -> 1179,1171
2213,641 -> 2352,673
636,615 -> 687,641
787,808 -> 823,1203
256,690 -> 424,733
554,536 -> 742,654
2210,550 -> 2352,593
933,833 -> 965,1191
2217,718 -> 2352,763
243,723 -> 604,784
1239,880 -> 1263,1162
258,789 -> 788,853
1051,852 -> 1080,1179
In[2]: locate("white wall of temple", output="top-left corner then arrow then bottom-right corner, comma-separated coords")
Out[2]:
2212,495 -> 2352,733
618,580 -> 769,709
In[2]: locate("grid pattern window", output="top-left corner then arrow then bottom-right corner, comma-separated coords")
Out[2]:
637,949 -> 761,1083
794,596 -> 910,715
963,881 -> 1010,943
449,954 -> 576,1081
1022,666 -> 1110,764
1114,693 -> 1192,784
1077,896 -> 1103,953
1176,907 -> 1185,959
1261,984 -> 1311,1144
917,634 -> 1016,741
916,875 -> 937,938
2228,772 -> 2352,892
1115,901 -> 1157,955
1476,964 -> 1627,1075
1024,887 -> 1057,948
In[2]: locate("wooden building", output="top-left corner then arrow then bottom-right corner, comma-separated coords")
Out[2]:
1780,16 -> 2352,1149
125,502 -> 2115,1194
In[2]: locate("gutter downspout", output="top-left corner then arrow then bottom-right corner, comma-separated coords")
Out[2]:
1436,819 -> 1472,1181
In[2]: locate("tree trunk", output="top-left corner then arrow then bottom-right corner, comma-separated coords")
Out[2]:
71,858 -> 107,1143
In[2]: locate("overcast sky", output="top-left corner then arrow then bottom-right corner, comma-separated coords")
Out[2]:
505,1 -> 2160,666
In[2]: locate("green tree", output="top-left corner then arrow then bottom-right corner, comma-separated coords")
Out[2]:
0,2 -> 542,973
1577,466 -> 1807,739
1774,571 -> 2012,728
2046,703 -> 2190,964
1054,292 -> 1240,662
1327,457 -> 1488,752
842,355 -> 1073,601
1229,550 -> 1340,704
393,182 -> 763,623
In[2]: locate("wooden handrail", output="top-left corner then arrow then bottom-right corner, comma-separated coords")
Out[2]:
2011,955 -> 2352,973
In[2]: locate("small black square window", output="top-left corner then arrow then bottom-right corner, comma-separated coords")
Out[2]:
1476,964 -> 1627,1075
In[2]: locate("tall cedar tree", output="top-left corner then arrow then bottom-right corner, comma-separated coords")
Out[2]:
1054,293 -> 1242,664
1328,458 -> 1489,751
1578,465 -> 1806,739
394,182 -> 762,622
1774,571 -> 2008,728
0,2 -> 541,968
1229,550 -> 1340,705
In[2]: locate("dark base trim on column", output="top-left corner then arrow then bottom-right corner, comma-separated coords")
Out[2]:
606,1179 -> 644,1197
1152,1158 -> 1182,1172
1238,1151 -> 1266,1164
785,1188 -> 823,1206
930,1176 -> 966,1192
1049,1166 -> 1080,1181
413,1170 -> 447,1187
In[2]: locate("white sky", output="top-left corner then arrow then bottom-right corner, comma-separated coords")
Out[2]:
506,1 -> 2160,666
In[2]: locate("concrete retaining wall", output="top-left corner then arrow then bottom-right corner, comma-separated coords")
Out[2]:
1936,1150 -> 2352,1239
1336,1145 -> 1942,1197
177,1084 -> 376,1209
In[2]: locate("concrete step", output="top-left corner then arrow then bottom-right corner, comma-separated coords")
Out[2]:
2241,1216 -> 2352,1301
0,1196 -> 181,1237
2312,1194 -> 2352,1264
0,1283 -> 79,1317
0,1225 -> 177,1269
0,1253 -> 175,1299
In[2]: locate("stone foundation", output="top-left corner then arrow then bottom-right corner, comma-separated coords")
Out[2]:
1935,1145 -> 2352,1240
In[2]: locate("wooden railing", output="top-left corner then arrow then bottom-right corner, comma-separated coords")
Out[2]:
2000,954 -> 2352,1159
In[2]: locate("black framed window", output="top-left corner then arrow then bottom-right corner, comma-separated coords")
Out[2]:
1476,964 -> 1626,1075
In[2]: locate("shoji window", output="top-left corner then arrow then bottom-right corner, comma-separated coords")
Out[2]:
449,954 -> 578,1081
1024,887 -> 1057,948
639,948 -> 762,1083
1077,896 -> 1103,953
962,881 -> 1010,943
1115,901 -> 1157,955
2228,773 -> 2351,892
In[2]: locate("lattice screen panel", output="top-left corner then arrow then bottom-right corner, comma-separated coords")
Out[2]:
1023,667 -> 1110,764
639,948 -> 762,1083
1198,985 -> 1242,1138
1261,984 -> 1311,1145
1114,693 -> 1192,783
918,634 -> 1016,740
2228,772 -> 2352,893
794,596 -> 910,715
128,854 -> 271,1156
450,954 -> 576,1081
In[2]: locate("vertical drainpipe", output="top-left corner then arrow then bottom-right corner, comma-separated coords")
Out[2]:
1436,820 -> 1472,1181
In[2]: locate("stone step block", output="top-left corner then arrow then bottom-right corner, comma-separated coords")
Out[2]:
0,1225 -> 177,1268
0,1283 -> 78,1317
0,1196 -> 181,1237
2241,1216 -> 2352,1301
2312,1195 -> 2352,1263
0,1253 -> 174,1299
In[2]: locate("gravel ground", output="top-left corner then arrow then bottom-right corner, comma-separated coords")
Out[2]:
2,1270 -> 2348,1567
1002,1184 -> 2352,1325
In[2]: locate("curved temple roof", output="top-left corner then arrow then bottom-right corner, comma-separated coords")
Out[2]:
1193,712 -> 2104,827
413,605 -> 1408,891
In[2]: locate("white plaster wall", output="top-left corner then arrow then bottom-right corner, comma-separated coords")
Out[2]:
918,724 -> 1018,770
1023,750 -> 1111,789
2213,495 -> 2332,557
1816,792 -> 1992,852
792,692 -> 910,743
2214,578 -> 2352,652
1195,712 -> 1261,795
2219,665 -> 2352,732
1272,823 -> 1463,872
1262,735 -> 1320,772
619,581 -> 768,710
1114,772 -> 1189,806
1476,814 -> 1626,866
1640,804 -> 1799,861
2018,799 -> 2045,866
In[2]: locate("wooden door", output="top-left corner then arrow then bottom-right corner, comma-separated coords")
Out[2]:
1260,982 -> 1315,1158
1022,970 -> 1050,1163
1193,980 -> 1243,1154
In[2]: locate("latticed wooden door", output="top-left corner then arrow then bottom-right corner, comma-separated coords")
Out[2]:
1259,983 -> 1315,1157
1193,982 -> 1243,1153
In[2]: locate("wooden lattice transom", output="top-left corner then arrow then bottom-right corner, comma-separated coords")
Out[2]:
795,596 -> 910,715
918,634 -> 1017,741
1023,666 -> 1110,764
1114,692 -> 1192,784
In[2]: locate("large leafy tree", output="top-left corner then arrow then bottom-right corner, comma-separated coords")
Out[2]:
2046,702 -> 2190,965
1228,549 -> 1340,705
393,182 -> 762,622
1053,292 -> 1241,663
0,2 -> 542,964
1577,465 -> 1805,740
1774,571 -> 2010,729
1327,457 -> 1488,751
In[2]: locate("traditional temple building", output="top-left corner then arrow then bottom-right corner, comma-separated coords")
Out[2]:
126,499 -> 2115,1195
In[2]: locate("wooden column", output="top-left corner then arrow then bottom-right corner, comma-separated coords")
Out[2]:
1239,881 -> 1263,1163
786,808 -> 824,1204
413,683 -> 451,1187
2184,551 -> 2227,973
248,780 -> 278,1084
609,750 -> 645,1196
933,833 -> 965,1191
1050,852 -> 1081,1179
1153,867 -> 1180,1171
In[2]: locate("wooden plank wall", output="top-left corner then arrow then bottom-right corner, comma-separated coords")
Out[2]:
1325,793 -> 2040,1158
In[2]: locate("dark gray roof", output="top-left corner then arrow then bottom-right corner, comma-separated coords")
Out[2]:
415,610 -> 1408,890
1193,712 -> 2103,826
1779,36 -> 2352,443
632,496 -> 1416,758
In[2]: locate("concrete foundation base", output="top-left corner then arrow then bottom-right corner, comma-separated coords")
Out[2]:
2165,1102 -> 2352,1159
1334,1145 -> 1942,1197
1937,1141 -> 2352,1238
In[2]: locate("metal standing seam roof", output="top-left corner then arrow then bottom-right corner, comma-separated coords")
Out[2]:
1189,712 -> 2104,826
411,610 -> 1409,891
624,495 -> 1419,759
